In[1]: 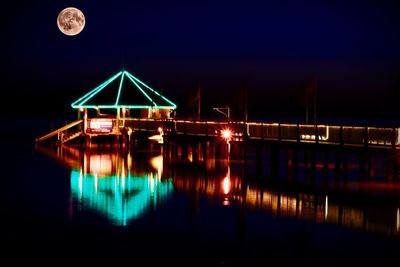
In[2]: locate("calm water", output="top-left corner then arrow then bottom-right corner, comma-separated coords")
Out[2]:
3,139 -> 400,265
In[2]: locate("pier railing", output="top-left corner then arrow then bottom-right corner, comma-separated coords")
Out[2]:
120,118 -> 399,149
37,118 -> 398,148
36,119 -> 83,143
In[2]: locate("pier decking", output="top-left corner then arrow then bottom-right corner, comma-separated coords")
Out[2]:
36,117 -> 400,149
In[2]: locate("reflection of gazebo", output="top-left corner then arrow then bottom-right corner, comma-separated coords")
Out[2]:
71,69 -> 177,134
70,170 -> 173,225
68,151 -> 173,225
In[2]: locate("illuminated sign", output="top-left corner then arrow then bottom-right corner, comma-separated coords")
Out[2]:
89,119 -> 113,132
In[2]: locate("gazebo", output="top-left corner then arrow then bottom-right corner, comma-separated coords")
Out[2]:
71,70 -> 177,134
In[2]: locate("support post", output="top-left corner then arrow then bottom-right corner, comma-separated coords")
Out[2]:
297,123 -> 300,143
278,123 -> 282,142
339,126 -> 344,146
323,149 -> 329,183
256,144 -> 263,177
83,109 -> 88,133
392,127 -> 397,149
364,126 -> 368,148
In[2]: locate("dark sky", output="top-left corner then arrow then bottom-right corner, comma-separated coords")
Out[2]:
3,0 -> 400,121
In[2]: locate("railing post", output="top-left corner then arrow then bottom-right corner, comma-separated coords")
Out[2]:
261,123 -> 264,140
297,124 -> 300,143
392,127 -> 397,149
244,121 -> 248,141
315,124 -> 319,144
364,126 -> 368,148
278,123 -> 281,142
340,125 -> 344,146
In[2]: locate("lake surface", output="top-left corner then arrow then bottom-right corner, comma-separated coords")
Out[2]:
3,138 -> 400,265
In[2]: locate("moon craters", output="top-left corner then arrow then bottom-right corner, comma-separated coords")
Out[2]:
57,7 -> 85,36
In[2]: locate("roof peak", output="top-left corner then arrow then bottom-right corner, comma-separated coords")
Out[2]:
71,70 -> 176,110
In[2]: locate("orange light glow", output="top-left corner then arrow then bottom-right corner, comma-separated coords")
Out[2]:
221,129 -> 232,141
150,155 -> 163,179
222,176 -> 231,195
89,155 -> 112,176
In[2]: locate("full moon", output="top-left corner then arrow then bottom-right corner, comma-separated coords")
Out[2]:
57,7 -> 85,36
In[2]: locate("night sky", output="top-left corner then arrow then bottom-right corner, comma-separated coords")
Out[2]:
3,0 -> 400,122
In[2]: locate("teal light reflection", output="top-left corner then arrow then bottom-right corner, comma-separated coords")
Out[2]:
70,169 -> 173,226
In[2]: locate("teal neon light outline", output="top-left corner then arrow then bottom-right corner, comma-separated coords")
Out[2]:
125,72 -> 177,108
115,72 -> 125,106
71,70 -> 177,110
125,72 -> 158,108
127,72 -> 177,108
71,71 -> 122,107
73,105 -> 175,109
71,75 -> 116,107
78,73 -> 123,107
72,72 -> 121,108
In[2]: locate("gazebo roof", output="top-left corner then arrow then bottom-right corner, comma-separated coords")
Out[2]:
71,70 -> 177,110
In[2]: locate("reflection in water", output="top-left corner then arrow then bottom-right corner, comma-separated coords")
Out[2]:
222,165 -> 231,206
169,165 -> 400,238
397,208 -> 400,232
222,176 -> 231,206
69,151 -> 173,225
222,176 -> 231,195
70,170 -> 173,226
37,144 -> 400,237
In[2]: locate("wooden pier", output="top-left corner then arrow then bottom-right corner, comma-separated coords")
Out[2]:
36,117 -> 400,149
34,69 -> 400,149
